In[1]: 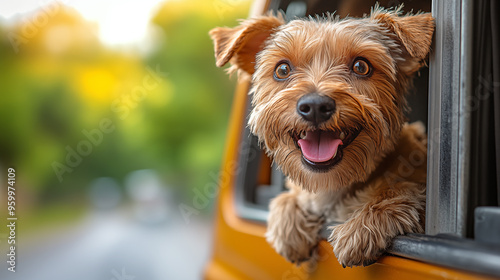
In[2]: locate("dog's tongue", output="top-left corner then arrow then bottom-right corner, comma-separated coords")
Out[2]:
298,131 -> 343,163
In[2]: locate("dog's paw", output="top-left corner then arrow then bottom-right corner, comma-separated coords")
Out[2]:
328,218 -> 386,267
266,192 -> 324,265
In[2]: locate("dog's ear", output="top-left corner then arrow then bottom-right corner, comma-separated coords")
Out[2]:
209,14 -> 285,75
372,9 -> 435,60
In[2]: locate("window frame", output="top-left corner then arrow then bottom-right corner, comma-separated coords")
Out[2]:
234,101 -> 284,223
425,0 -> 473,237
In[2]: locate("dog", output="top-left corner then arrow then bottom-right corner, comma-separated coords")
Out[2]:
210,6 -> 434,268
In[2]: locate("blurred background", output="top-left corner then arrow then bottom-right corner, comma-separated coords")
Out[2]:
0,0 -> 251,279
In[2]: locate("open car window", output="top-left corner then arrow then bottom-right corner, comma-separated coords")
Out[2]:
233,0 -> 500,277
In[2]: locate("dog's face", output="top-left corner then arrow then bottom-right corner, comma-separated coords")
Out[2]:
210,8 -> 434,192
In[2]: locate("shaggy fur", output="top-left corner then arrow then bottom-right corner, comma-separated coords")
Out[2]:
210,6 -> 434,267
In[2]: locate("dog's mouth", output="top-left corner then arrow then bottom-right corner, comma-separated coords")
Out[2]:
290,128 -> 362,172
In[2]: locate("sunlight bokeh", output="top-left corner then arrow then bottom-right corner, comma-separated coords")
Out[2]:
1,0 -> 165,48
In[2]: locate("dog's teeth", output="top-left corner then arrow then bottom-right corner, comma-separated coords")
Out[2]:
300,131 -> 306,139
340,132 -> 345,140
333,149 -> 337,158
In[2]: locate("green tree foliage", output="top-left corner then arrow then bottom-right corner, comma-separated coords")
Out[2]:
0,0 -> 250,208
146,0 -> 250,191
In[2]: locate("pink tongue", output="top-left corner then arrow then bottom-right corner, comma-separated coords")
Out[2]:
298,131 -> 343,163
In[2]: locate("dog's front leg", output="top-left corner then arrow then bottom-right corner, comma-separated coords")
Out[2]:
266,181 -> 324,265
328,182 -> 426,267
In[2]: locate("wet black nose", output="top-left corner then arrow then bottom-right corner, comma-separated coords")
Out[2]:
296,93 -> 336,125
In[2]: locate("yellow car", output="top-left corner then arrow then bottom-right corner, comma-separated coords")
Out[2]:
204,0 -> 500,279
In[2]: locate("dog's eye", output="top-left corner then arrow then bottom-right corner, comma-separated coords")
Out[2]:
352,58 -> 372,76
274,62 -> 292,81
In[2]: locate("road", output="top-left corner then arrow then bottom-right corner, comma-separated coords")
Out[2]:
0,210 -> 214,280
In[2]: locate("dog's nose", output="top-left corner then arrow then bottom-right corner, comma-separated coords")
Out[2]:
297,93 -> 336,125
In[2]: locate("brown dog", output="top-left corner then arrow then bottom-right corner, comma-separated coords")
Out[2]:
210,6 -> 434,267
